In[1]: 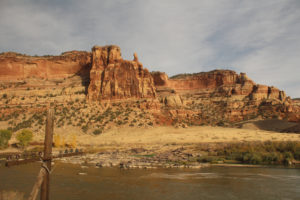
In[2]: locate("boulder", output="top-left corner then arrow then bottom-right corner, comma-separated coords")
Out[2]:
164,94 -> 184,107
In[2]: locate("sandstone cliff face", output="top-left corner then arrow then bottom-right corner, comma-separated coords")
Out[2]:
152,70 -> 286,102
87,45 -> 156,101
0,51 -> 91,81
0,45 -> 299,132
152,70 -> 296,123
169,70 -> 240,91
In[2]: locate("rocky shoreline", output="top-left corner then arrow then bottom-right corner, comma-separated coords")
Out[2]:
53,140 -> 300,169
54,147 -> 207,169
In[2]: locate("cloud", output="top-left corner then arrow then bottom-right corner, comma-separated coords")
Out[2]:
0,0 -> 299,97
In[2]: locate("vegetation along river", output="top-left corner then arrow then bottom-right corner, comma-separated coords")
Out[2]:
0,162 -> 300,200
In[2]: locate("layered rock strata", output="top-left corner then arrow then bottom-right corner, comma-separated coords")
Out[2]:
152,70 -> 297,123
0,51 -> 91,81
87,45 -> 156,101
152,70 -> 286,101
0,45 -> 299,131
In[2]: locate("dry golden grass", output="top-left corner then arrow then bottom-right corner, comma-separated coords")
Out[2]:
74,126 -> 300,147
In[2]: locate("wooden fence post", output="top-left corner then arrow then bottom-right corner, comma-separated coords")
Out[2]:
28,108 -> 54,200
41,108 -> 54,200
27,168 -> 48,200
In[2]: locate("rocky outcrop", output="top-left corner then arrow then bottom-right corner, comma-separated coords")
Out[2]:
87,45 -> 156,101
0,51 -> 91,81
164,94 -> 185,107
169,70 -> 241,91
152,70 -> 286,102
152,70 -> 298,123
151,71 -> 169,86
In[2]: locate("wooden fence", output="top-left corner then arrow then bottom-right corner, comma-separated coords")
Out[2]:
2,108 -> 85,200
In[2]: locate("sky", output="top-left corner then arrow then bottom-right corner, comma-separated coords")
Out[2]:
0,0 -> 299,98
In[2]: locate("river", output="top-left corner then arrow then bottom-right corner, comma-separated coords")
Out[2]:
0,162 -> 300,200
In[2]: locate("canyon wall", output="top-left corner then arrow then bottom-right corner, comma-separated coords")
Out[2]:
152,70 -> 286,101
151,70 -> 298,123
0,45 -> 299,129
0,51 -> 91,81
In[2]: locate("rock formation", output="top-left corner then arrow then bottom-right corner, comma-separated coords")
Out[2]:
152,70 -> 297,123
152,70 -> 288,103
0,45 -> 299,133
87,45 -> 156,101
152,70 -> 286,101
0,51 -> 91,81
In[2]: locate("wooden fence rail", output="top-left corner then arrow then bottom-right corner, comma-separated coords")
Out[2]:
4,151 -> 84,167
3,108 -> 85,200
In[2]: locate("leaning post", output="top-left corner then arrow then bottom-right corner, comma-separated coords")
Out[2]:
41,108 -> 54,200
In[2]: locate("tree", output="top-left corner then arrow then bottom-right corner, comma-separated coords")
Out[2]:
16,129 -> 33,148
0,129 -> 12,149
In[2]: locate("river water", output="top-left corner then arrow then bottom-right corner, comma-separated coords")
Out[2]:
0,162 -> 300,200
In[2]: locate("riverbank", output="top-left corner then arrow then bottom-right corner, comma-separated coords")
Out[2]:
2,126 -> 300,168
54,140 -> 300,169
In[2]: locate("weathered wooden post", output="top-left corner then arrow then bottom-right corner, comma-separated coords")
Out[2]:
28,109 -> 54,200
41,108 -> 54,200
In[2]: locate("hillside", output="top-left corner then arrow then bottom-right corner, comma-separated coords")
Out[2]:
0,45 -> 299,136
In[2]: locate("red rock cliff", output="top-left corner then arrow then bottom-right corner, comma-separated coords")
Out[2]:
0,51 -> 91,81
0,45 -> 299,126
152,70 -> 286,102
87,45 -> 156,101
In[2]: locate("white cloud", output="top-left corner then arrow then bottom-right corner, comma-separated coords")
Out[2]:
0,0 -> 299,97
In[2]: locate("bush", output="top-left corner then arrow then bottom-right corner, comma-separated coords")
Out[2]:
81,125 -> 88,133
93,128 -> 103,135
283,152 -> 294,165
262,152 -> 280,164
0,129 -> 12,149
69,134 -> 77,148
211,141 -> 300,165
16,129 -> 33,147
13,119 -> 32,132
53,134 -> 66,147
197,156 -> 219,163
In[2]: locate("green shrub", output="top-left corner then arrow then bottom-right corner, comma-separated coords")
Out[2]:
81,125 -> 88,133
209,141 -> 300,165
0,129 -> 12,149
197,156 -> 219,163
283,152 -> 294,165
249,153 -> 262,164
93,128 -> 103,135
294,148 -> 300,160
16,129 -> 33,147
262,152 -> 280,164
13,119 -> 32,132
